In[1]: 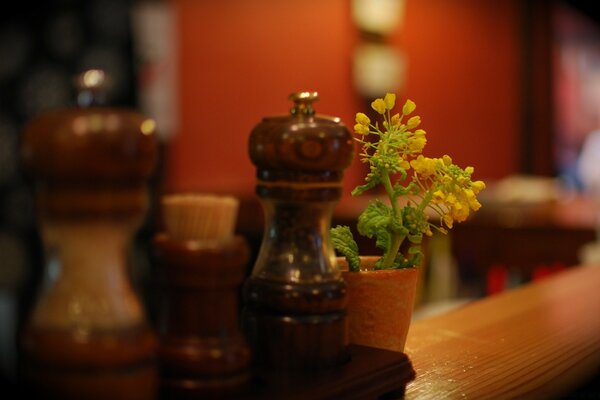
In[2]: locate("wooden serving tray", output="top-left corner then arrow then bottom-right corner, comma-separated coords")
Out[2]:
240,344 -> 416,399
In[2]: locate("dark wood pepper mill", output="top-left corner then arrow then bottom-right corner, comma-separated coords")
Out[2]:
19,69 -> 159,399
242,92 -> 355,370
153,194 -> 251,398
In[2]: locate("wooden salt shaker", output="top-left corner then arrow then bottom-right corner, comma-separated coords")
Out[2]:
19,69 -> 159,399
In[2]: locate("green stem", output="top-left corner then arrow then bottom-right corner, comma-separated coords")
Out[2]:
418,190 -> 434,212
382,233 -> 405,268
381,172 -> 403,268
382,172 -> 398,212
382,182 -> 434,269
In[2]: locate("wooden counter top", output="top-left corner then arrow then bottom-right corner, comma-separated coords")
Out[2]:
404,265 -> 600,399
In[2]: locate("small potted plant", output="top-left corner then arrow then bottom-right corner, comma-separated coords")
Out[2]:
331,93 -> 485,352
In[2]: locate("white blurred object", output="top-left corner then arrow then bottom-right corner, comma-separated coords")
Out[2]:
577,129 -> 600,197
353,42 -> 406,99
481,174 -> 562,205
426,234 -> 458,303
131,1 -> 178,142
579,241 -> 600,265
576,130 -> 600,265
351,0 -> 406,35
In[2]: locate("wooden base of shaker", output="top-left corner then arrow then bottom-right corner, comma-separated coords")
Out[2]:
20,361 -> 158,400
242,344 -> 415,399
19,325 -> 159,400
159,370 -> 251,400
242,307 -> 349,370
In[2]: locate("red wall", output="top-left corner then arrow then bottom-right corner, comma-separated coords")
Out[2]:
401,0 -> 521,179
166,0 -> 522,197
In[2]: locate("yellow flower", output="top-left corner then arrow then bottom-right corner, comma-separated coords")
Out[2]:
442,155 -> 453,166
470,198 -> 482,211
433,190 -> 445,203
472,180 -> 486,193
441,173 -> 453,184
445,193 -> 457,206
463,188 -> 475,200
390,113 -> 400,126
407,116 -> 421,129
463,188 -> 482,211
451,203 -> 470,222
355,112 -> 370,126
402,99 -> 416,115
408,136 -> 427,152
371,98 -> 387,114
384,93 -> 396,110
443,214 -> 454,229
410,155 -> 436,177
354,123 -> 370,135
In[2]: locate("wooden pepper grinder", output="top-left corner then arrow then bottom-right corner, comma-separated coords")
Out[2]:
242,92 -> 354,370
19,69 -> 159,399
153,194 -> 251,398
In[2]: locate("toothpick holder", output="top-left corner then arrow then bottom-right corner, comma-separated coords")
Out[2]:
153,234 -> 251,398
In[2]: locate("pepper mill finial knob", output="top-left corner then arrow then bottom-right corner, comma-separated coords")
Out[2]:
289,91 -> 319,116
74,69 -> 112,107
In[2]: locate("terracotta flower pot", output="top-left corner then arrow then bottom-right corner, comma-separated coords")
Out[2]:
338,256 -> 419,353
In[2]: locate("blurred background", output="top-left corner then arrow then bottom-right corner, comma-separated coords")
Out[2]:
2,0 -> 600,386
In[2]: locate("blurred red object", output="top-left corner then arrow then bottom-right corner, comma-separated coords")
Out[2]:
487,263 -> 508,295
532,262 -> 567,282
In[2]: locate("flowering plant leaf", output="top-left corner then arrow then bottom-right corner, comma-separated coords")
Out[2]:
330,226 -> 360,272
